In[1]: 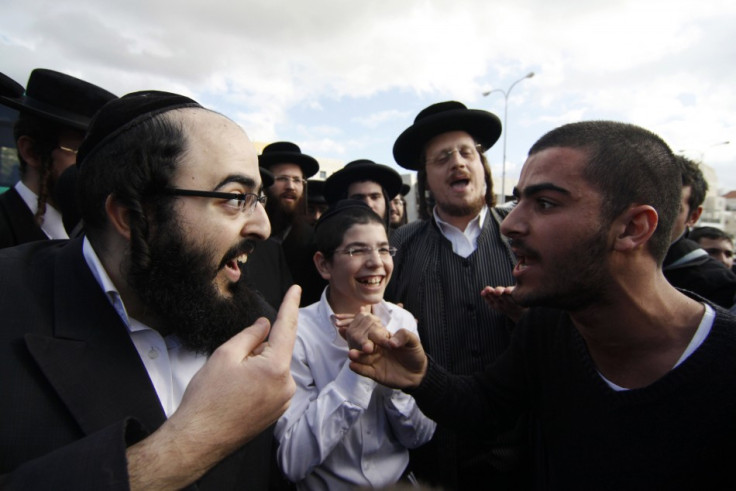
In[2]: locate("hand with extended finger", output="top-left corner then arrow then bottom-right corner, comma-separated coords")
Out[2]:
333,305 -> 391,353
126,285 -> 302,490
347,328 -> 427,390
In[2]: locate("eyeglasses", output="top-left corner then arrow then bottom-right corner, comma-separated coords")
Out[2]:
391,198 -> 405,206
334,246 -> 398,258
163,188 -> 267,215
274,175 -> 306,186
426,143 -> 483,167
57,145 -> 79,155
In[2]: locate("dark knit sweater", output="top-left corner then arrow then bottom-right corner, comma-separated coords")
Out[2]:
412,305 -> 736,490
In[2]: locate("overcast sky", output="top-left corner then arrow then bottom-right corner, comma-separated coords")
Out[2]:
3,0 -> 735,191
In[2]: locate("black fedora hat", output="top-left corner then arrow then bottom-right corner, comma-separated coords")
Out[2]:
399,183 -> 411,197
324,159 -> 403,205
0,69 -> 117,131
393,101 -> 502,170
307,179 -> 327,204
258,141 -> 319,179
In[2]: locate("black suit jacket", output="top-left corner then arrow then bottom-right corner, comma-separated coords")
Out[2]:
0,187 -> 47,249
0,239 -> 273,490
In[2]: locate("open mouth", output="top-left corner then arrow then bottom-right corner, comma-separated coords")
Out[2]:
450,178 -> 470,191
220,242 -> 256,282
356,275 -> 384,287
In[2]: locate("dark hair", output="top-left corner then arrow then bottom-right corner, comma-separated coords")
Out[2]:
690,226 -> 733,245
314,202 -> 386,260
13,113 -> 65,224
344,179 -> 392,229
417,147 -> 495,219
78,111 -> 187,274
676,155 -> 708,212
528,121 -> 678,264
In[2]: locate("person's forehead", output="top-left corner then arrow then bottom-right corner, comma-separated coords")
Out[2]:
172,109 -> 260,188
270,162 -> 304,177
518,147 -> 592,195
340,221 -> 389,244
349,180 -> 383,193
701,236 -> 734,250
425,130 -> 475,151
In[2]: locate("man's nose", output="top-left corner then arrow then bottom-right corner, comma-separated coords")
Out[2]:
243,200 -> 271,240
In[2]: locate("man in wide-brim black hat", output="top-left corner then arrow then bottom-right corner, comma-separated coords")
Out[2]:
257,141 -> 325,306
324,158 -> 403,229
0,68 -> 116,248
305,179 -> 328,226
385,101 -> 522,489
389,182 -> 411,230
259,141 -> 319,234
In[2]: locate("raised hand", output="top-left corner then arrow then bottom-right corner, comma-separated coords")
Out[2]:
481,285 -> 525,323
127,285 -> 302,490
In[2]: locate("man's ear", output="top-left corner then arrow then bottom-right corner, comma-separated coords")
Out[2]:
16,135 -> 42,170
313,251 -> 331,281
105,195 -> 132,241
613,205 -> 658,253
686,205 -> 703,228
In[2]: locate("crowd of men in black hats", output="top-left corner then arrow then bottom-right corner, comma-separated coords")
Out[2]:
1,67 -> 735,490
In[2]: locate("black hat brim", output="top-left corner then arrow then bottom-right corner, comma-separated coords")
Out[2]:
324,164 -> 402,205
259,152 -> 320,179
393,109 -> 502,170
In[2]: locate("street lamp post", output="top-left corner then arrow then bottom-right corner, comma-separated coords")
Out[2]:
483,71 -> 534,203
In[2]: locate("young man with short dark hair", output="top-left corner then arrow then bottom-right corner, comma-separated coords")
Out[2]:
344,121 -> 736,489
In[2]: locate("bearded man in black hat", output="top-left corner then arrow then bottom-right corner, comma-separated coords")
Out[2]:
0,69 -> 116,248
386,101 -> 519,489
324,159 -> 403,231
0,91 -> 301,489
258,141 -> 326,305
390,183 -> 411,230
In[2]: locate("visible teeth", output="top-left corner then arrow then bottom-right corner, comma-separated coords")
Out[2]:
236,253 -> 248,264
358,277 -> 382,285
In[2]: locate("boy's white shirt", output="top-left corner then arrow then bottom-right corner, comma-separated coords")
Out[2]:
274,288 -> 436,490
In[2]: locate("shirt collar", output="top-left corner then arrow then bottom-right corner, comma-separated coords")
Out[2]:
433,204 -> 488,235
14,181 -> 68,240
318,287 -> 393,343
82,236 -> 134,330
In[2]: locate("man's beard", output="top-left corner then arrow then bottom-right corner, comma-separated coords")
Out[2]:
512,224 -> 611,312
436,193 -> 485,218
266,191 -> 305,236
128,220 -> 267,355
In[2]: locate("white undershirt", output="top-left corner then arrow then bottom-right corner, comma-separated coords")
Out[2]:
15,181 -> 68,240
82,237 -> 206,417
600,303 -> 715,391
433,205 -> 488,258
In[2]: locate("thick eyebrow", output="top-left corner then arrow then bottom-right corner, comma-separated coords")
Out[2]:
213,175 -> 259,193
343,240 -> 390,248
513,182 -> 571,199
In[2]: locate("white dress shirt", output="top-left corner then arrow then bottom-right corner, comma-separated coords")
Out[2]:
15,181 -> 68,240
82,237 -> 207,417
275,289 -> 436,490
433,204 -> 488,258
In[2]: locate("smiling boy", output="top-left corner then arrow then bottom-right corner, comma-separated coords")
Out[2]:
274,199 -> 435,490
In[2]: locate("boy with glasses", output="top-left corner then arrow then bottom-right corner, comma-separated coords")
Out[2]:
275,200 -> 435,490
